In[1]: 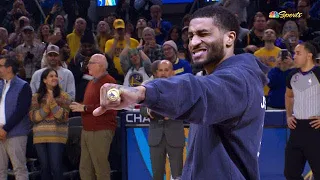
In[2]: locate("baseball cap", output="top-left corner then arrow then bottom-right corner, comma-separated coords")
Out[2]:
46,44 -> 59,55
113,19 -> 125,29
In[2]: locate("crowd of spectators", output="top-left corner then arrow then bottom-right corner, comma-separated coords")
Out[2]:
1,0 -> 320,179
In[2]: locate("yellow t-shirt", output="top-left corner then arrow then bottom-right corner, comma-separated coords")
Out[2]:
254,46 -> 281,96
254,47 -> 281,68
105,38 -> 139,75
67,32 -> 81,60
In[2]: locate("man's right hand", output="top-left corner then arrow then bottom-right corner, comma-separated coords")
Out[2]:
93,84 -> 146,116
287,116 -> 297,129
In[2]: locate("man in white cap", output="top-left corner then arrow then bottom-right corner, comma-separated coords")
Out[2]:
162,40 -> 192,75
30,44 -> 75,100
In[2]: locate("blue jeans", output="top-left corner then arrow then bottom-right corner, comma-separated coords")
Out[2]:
35,143 -> 65,180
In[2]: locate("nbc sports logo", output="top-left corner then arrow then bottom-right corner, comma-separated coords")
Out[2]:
269,11 -> 280,18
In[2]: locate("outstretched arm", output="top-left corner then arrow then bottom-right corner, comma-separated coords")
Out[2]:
94,70 -> 248,125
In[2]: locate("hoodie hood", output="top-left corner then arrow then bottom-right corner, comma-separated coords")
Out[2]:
216,53 -> 269,86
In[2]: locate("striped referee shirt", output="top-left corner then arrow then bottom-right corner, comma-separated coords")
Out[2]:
286,66 -> 320,119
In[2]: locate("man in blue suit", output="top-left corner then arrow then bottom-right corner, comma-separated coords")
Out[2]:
0,55 -> 32,180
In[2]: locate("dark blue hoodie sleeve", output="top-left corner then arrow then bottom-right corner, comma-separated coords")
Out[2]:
267,68 -> 282,88
142,68 -> 248,125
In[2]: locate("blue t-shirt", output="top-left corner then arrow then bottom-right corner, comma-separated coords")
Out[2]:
173,58 -> 192,76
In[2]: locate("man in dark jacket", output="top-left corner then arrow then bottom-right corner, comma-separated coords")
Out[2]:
141,60 -> 185,180
94,6 -> 268,180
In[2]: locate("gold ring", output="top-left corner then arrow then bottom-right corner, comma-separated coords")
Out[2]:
107,88 -> 121,102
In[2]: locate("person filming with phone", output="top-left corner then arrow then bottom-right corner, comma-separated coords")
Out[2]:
266,50 -> 294,110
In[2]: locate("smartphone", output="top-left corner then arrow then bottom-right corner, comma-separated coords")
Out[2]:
281,49 -> 289,61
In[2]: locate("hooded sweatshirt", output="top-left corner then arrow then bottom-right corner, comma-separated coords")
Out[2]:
142,53 -> 268,180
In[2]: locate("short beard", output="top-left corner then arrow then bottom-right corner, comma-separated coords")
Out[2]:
192,38 -> 225,68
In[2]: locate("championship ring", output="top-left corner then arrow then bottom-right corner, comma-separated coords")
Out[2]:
107,88 -> 121,101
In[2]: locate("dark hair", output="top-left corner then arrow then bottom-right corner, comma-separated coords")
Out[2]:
190,5 -> 239,38
301,41 -> 320,61
0,54 -> 20,74
151,60 -> 161,76
37,68 -> 61,104
254,12 -> 267,22
167,25 -> 182,42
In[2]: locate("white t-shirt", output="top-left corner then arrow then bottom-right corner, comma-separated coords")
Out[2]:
0,80 -> 11,126
123,67 -> 152,87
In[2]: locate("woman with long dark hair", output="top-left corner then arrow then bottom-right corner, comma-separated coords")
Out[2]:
29,68 -> 71,180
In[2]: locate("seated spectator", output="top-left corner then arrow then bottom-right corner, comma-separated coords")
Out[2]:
0,28 -> 11,55
296,18 -> 317,42
242,12 -> 267,53
220,0 -> 250,27
180,26 -> 192,63
166,25 -> 183,50
104,13 -> 117,37
267,52 -> 294,110
275,20 -> 302,55
58,41 -> 71,68
137,27 -> 164,62
2,0 -> 30,34
29,68 -> 71,180
182,14 -> 191,27
67,18 -> 87,60
96,21 -> 112,52
135,17 -> 148,41
8,16 -> 31,48
31,44 -> 75,100
125,22 -> 135,38
266,19 -> 282,38
115,0 -> 137,23
120,49 -> 151,87
38,24 -> 51,44
134,0 -> 162,20
298,0 -> 320,31
162,40 -> 192,75
14,25 -> 46,82
121,48 -> 152,87
44,4 -> 66,33
148,5 -> 172,45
